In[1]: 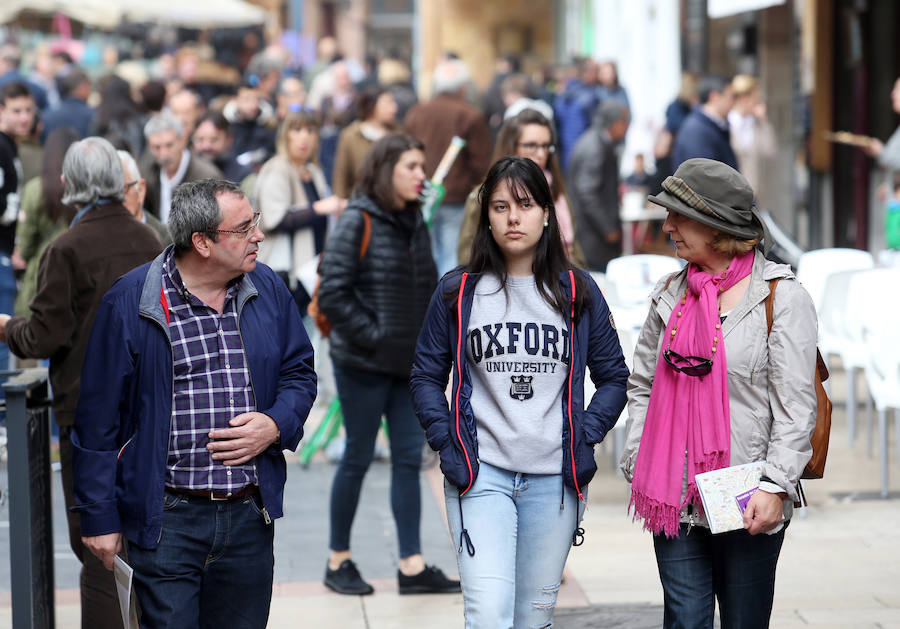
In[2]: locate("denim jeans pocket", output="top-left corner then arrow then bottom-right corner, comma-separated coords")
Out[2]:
243,492 -> 268,523
163,492 -> 184,510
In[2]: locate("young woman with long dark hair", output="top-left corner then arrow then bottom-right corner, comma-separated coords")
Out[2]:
410,156 -> 629,627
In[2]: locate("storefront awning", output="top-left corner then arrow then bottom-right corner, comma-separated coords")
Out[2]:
0,0 -> 268,29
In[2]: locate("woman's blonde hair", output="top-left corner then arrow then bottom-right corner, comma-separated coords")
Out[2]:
709,232 -> 759,257
731,74 -> 758,98
275,110 -> 321,162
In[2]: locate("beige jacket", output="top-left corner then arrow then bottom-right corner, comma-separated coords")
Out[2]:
620,252 -> 818,523
255,156 -> 329,280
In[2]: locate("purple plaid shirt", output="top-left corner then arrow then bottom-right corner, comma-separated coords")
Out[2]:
162,251 -> 258,494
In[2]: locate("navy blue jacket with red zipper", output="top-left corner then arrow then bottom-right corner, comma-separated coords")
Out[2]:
410,268 -> 629,501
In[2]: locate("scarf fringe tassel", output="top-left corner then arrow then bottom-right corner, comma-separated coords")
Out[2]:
628,491 -> 681,538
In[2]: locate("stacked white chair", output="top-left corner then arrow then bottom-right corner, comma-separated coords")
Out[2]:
842,269 -> 900,458
796,248 -> 875,445
604,254 -> 684,343
597,255 -> 683,470
817,269 -> 872,446
796,248 -> 875,314
859,279 -> 900,498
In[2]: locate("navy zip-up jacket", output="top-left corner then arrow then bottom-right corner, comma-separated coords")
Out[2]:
672,106 -> 739,172
71,248 -> 317,548
410,269 -> 629,500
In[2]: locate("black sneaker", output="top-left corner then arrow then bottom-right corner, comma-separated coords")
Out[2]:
397,565 -> 461,595
324,559 -> 374,595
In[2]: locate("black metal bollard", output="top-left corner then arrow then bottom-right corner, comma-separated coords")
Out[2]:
3,368 -> 54,629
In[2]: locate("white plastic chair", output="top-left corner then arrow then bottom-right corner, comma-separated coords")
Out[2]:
797,249 -> 874,422
842,269 -> 900,454
586,325 -> 635,472
877,249 -> 900,268
796,248 -> 874,314
605,254 -> 684,307
862,317 -> 900,498
817,269 -> 871,446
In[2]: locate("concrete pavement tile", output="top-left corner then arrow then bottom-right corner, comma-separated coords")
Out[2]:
361,591 -> 464,629
554,603 -> 664,628
557,568 -> 591,608
798,608 -> 900,625
268,592 -> 367,628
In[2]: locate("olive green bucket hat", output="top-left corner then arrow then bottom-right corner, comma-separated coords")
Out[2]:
648,158 -> 771,250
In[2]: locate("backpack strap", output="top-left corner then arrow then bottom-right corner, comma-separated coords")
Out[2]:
359,211 -> 372,259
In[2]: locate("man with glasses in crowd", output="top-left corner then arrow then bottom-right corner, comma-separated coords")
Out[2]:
0,136 -> 164,629
73,178 -> 316,628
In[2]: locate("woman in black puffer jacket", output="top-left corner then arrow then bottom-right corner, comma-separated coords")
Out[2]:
317,133 -> 458,596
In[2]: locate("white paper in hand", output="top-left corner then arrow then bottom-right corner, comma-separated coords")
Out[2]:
113,555 -> 140,629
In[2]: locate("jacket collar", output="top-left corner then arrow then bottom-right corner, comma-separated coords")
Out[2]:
73,201 -> 131,224
139,245 -> 260,334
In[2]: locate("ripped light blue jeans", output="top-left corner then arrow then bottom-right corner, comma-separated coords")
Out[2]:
444,461 -> 581,629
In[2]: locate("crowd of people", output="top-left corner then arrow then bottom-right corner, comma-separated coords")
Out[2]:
0,32 -> 826,629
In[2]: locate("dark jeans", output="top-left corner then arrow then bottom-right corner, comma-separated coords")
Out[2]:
329,364 -> 424,558
60,426 -> 124,629
127,490 -> 274,629
653,522 -> 788,629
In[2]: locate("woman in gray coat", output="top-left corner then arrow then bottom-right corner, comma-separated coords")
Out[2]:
620,158 -> 818,629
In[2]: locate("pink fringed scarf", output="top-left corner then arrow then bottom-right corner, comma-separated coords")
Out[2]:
629,251 -> 755,537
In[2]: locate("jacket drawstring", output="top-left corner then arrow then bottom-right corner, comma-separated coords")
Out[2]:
457,493 -> 475,556
455,272 -> 475,557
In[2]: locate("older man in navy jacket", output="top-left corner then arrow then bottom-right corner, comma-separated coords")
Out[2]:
73,179 -> 316,628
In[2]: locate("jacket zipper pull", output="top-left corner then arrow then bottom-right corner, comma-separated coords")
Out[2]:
261,506 -> 272,525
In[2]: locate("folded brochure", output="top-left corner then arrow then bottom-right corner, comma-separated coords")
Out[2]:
114,555 -> 140,629
695,461 -> 765,534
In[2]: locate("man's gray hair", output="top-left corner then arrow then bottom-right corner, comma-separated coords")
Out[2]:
169,179 -> 244,254
144,112 -> 183,140
61,137 -> 126,206
594,100 -> 629,129
432,59 -> 471,95
117,150 -> 141,182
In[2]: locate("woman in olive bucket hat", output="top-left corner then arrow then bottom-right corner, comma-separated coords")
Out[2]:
620,158 -> 818,628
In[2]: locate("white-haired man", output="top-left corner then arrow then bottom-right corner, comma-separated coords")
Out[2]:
118,149 -> 171,245
0,136 -> 163,629
140,112 -> 222,223
404,58 -> 491,275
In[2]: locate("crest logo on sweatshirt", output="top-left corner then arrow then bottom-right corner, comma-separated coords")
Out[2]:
509,375 -> 534,401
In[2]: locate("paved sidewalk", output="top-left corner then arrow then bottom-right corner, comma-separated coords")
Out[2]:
1,365 -> 899,628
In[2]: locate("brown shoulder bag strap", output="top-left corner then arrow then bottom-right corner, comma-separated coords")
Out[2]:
765,278 -> 780,336
359,211 -> 372,260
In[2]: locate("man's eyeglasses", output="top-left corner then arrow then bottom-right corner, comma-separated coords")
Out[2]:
517,142 -> 556,154
124,180 -> 140,190
663,348 -> 713,377
208,212 -> 262,240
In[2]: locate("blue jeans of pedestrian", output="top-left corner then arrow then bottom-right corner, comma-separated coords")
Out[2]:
430,202 -> 464,277
329,364 -> 424,558
653,522 -> 788,629
127,490 -> 274,629
444,462 -> 581,629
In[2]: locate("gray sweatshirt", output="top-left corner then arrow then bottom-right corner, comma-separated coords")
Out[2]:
466,274 -> 567,474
